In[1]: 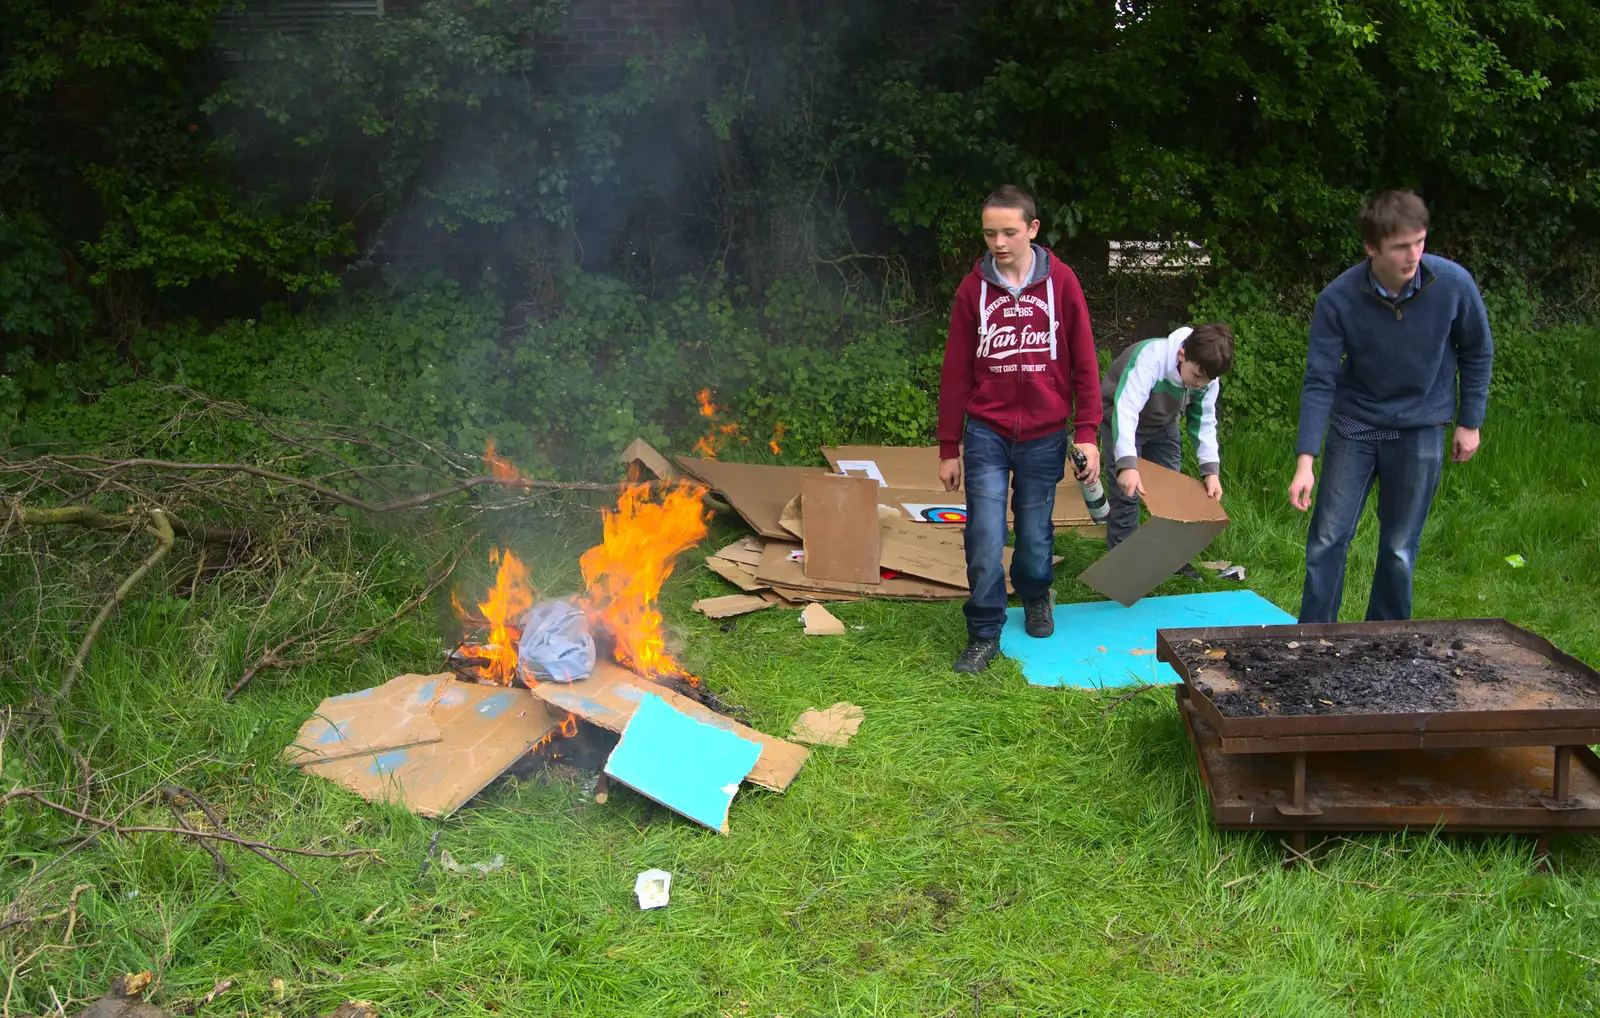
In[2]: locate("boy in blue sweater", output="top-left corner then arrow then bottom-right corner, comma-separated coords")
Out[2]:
1290,190 -> 1494,623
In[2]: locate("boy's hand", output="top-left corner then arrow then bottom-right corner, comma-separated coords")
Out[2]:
1452,427 -> 1481,462
1289,455 -> 1316,511
1204,474 -> 1222,500
1072,442 -> 1100,481
1117,468 -> 1144,498
939,457 -> 962,492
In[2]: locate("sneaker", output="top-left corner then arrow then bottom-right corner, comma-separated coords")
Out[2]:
1176,563 -> 1204,581
1023,594 -> 1055,638
953,637 -> 1002,674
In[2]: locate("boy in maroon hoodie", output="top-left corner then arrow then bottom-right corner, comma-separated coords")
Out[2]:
937,185 -> 1102,673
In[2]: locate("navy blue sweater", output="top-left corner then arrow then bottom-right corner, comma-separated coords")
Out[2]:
1296,254 -> 1494,456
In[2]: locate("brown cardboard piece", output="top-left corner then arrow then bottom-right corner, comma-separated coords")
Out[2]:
790,702 -> 865,747
693,594 -> 773,619
821,445 -> 1091,525
800,603 -> 846,635
753,540 -> 966,600
282,672 -> 446,767
621,438 -> 679,481
800,474 -> 881,584
711,537 -> 766,567
1077,457 -> 1228,607
300,679 -> 561,818
530,661 -> 809,792
704,555 -> 765,591
674,457 -> 826,539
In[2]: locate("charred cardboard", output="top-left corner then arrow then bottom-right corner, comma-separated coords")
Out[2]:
1076,457 -> 1228,607
530,660 -> 809,792
800,474 -> 881,584
282,673 -> 446,767
673,457 -> 826,539
621,439 -> 679,481
821,445 -> 1092,525
300,679 -> 562,818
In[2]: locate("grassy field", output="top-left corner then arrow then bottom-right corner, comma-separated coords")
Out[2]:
3,410 -> 1600,1018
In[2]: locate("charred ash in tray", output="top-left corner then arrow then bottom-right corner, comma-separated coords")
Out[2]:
1196,634 -> 1500,718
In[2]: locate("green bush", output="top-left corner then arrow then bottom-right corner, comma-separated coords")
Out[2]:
5,274 -> 943,476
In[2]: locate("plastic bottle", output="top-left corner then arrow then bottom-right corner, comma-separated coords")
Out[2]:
1067,444 -> 1110,525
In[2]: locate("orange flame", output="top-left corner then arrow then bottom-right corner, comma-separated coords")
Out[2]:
484,439 -> 522,484
691,389 -> 743,460
577,480 -> 709,681
452,442 -> 711,688
769,422 -> 786,456
455,548 -> 535,685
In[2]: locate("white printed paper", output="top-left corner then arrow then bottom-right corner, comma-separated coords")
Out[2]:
835,460 -> 887,486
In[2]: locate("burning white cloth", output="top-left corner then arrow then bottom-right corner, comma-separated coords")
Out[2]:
516,599 -> 596,684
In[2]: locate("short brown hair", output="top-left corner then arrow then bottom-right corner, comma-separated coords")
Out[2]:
982,184 -> 1037,224
1183,322 -> 1234,379
1359,189 -> 1430,247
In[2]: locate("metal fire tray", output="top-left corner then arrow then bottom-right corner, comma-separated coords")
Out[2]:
1157,619 -> 1600,754
1178,686 -> 1600,835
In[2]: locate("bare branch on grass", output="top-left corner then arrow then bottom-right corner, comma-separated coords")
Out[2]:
0,790 -> 380,870
225,536 -> 477,700
59,510 -> 175,705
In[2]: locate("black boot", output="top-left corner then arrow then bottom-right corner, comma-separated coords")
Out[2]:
953,637 -> 1002,674
1023,594 -> 1055,638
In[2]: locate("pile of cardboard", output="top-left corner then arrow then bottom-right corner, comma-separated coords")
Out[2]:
628,443 -> 1094,616
285,662 -> 809,834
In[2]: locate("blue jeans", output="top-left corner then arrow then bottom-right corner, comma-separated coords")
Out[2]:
1100,418 -> 1181,550
962,419 -> 1066,640
1299,426 -> 1446,624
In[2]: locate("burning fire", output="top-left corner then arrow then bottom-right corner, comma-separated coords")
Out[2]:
692,388 -> 743,459
692,389 -> 785,460
454,440 -> 711,688
483,439 -> 522,484
451,548 -> 535,685
579,480 -> 709,681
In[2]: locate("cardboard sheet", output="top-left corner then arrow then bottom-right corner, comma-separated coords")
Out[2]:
621,438 -> 679,481
1077,457 -> 1229,607
705,555 -> 766,592
790,702 -> 865,746
800,474 -> 881,583
693,594 -> 773,619
710,537 -> 766,568
604,693 -> 763,834
282,673 -> 446,766
822,445 -> 1092,525
530,661 -> 809,792
673,457 -> 826,539
1000,591 -> 1295,688
753,540 -> 967,600
301,680 -> 562,817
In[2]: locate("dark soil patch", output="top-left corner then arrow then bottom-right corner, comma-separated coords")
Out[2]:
1192,633 -> 1498,717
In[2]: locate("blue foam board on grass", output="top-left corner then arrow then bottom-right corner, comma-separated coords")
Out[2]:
604,692 -> 763,833
1001,590 -> 1296,689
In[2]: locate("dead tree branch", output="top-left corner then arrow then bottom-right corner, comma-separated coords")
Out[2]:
58,510 -> 175,705
225,537 -> 477,701
20,455 -> 635,510
1,788 -> 383,863
7,504 -> 244,547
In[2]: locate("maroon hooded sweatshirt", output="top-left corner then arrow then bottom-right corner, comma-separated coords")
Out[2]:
937,245 -> 1101,459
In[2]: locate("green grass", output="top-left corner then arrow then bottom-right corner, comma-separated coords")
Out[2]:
3,412 -> 1600,1017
